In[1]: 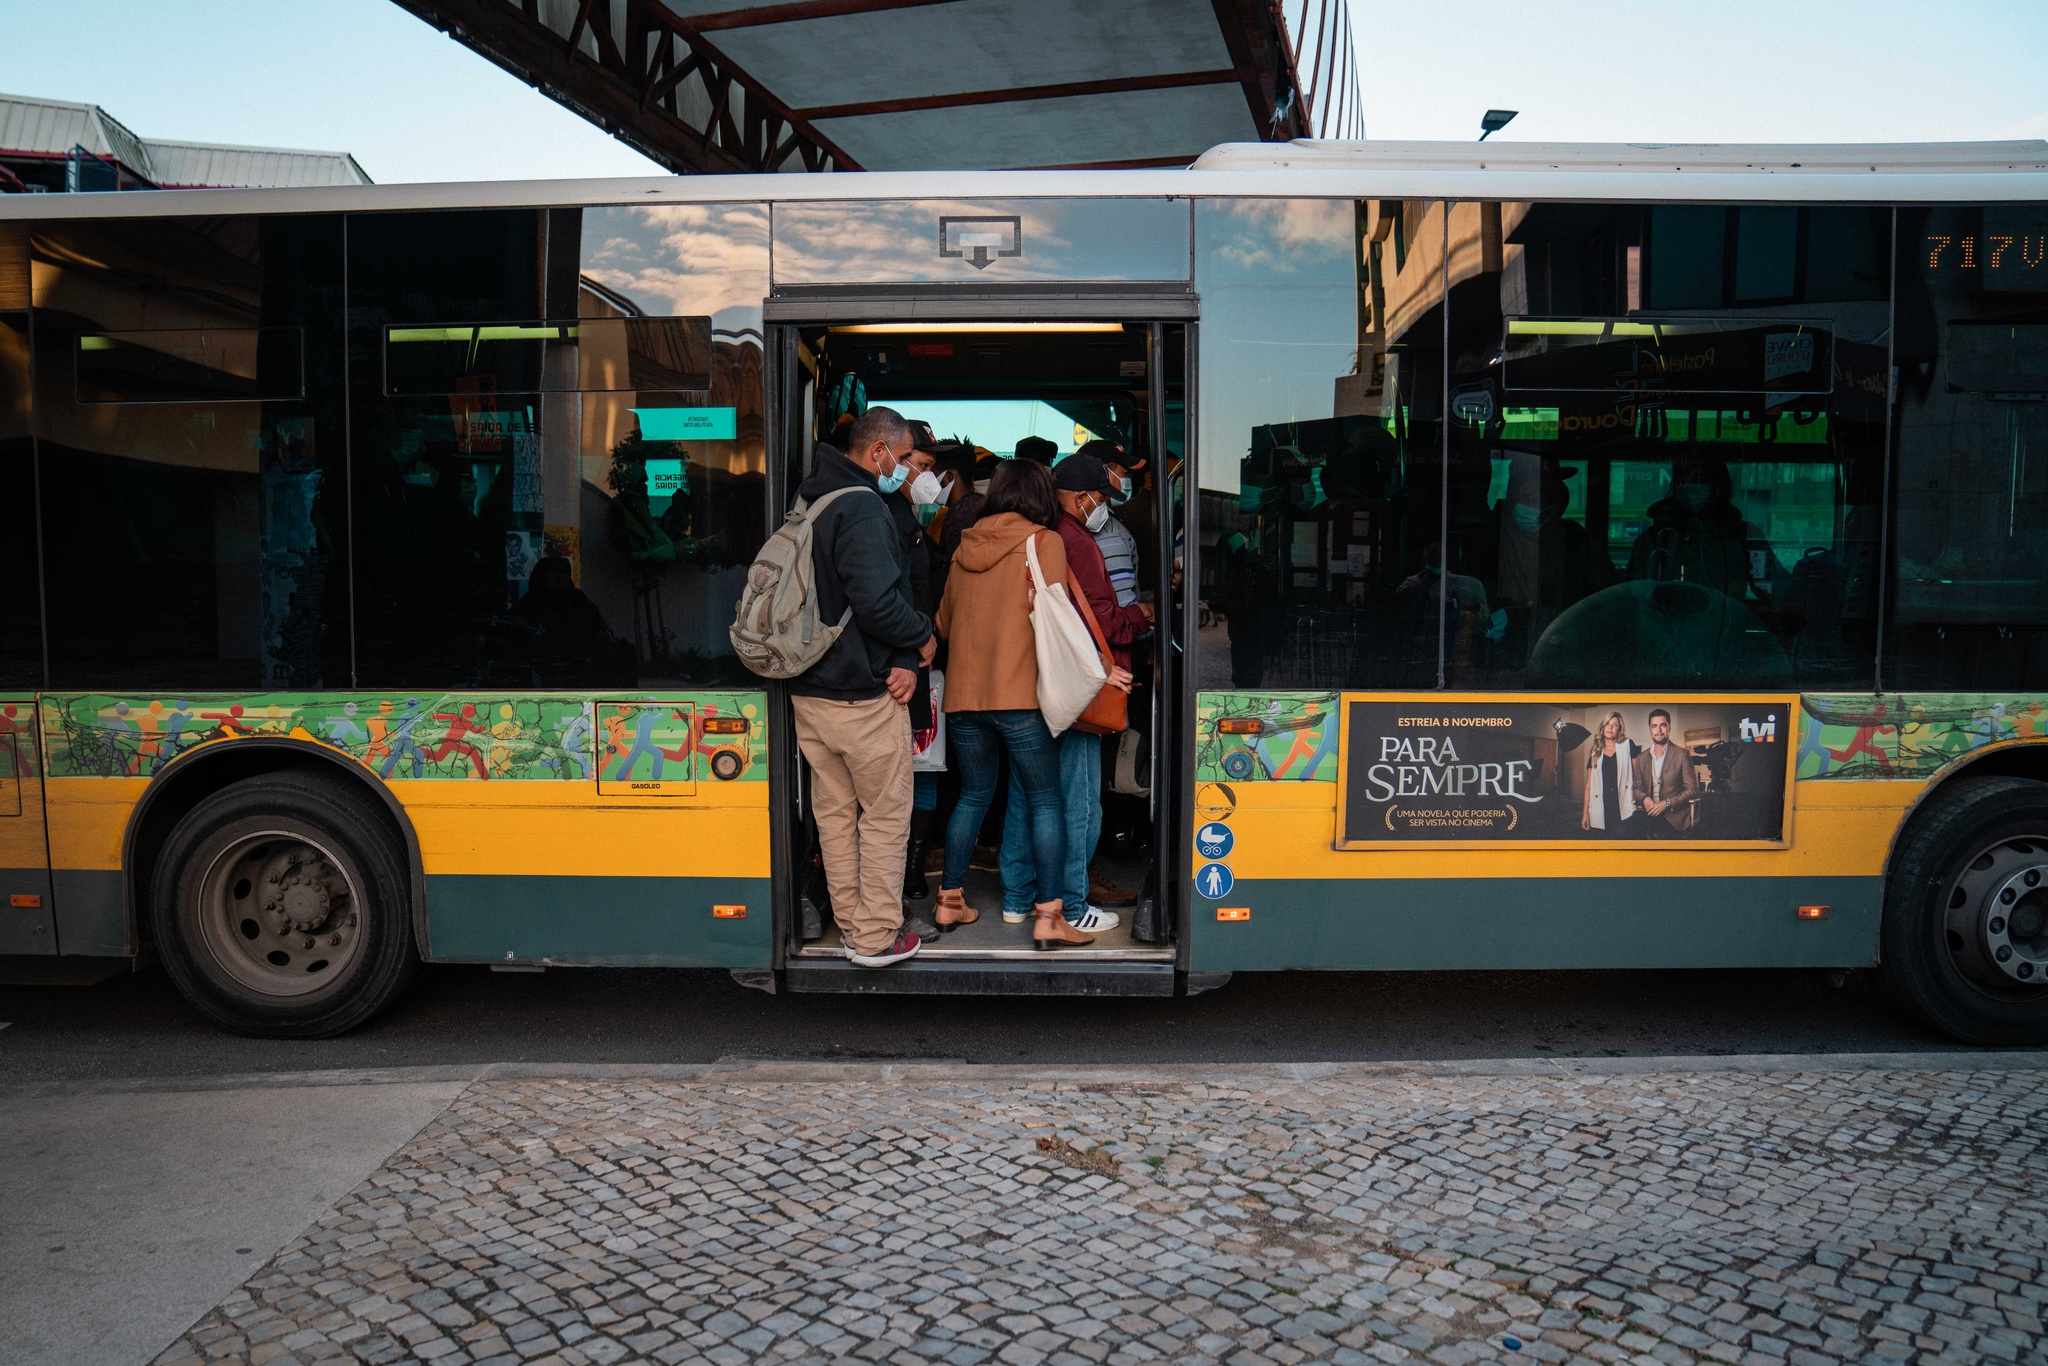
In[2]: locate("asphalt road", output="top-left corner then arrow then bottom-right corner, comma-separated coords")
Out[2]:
0,958 -> 1967,1085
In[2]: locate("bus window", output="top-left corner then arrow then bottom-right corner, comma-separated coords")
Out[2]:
347,204 -> 769,689
32,216 -> 349,690
0,312 -> 34,689
1888,203 -> 2048,690
1438,201 -> 1888,690
1194,198 -> 1446,690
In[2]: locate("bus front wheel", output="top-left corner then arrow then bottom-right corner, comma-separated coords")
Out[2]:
152,770 -> 419,1038
1880,775 -> 2048,1046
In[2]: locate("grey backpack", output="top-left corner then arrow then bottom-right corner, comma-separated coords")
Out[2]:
729,486 -> 860,679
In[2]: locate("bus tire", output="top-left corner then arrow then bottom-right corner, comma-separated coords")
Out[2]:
152,770 -> 419,1038
1879,775 -> 2048,1046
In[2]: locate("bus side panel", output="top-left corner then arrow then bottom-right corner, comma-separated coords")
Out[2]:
404,780 -> 771,967
40,775 -> 136,956
39,691 -> 774,968
1187,691 -> 1923,972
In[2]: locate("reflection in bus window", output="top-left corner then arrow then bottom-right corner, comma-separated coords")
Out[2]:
772,198 -> 1190,285
0,314 -> 37,688
1889,204 -> 2048,689
1442,201 -> 1888,689
31,216 -> 349,690
347,204 -> 769,689
1195,198 -> 1445,691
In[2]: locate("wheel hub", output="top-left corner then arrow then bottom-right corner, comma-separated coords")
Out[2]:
1985,864 -> 2048,983
1945,837 -> 2048,994
269,866 -> 335,933
197,831 -> 362,999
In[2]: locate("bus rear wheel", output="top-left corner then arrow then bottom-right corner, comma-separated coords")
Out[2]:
153,770 -> 418,1038
1880,775 -> 2048,1046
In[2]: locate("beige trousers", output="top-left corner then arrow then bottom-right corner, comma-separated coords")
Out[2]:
791,693 -> 912,956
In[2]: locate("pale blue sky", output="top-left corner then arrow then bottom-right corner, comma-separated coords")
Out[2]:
0,1 -> 2043,183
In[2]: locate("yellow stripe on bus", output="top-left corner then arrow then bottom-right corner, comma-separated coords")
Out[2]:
1197,778 -> 1919,880
41,777 -> 771,879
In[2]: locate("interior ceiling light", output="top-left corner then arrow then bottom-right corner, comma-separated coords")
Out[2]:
829,323 -> 1129,334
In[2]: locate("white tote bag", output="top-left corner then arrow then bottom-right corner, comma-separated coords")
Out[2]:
1025,533 -> 1107,736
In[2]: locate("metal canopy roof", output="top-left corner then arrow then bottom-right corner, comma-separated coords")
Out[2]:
0,91 -> 373,189
388,0 -> 1361,173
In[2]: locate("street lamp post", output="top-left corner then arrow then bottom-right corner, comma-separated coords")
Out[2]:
1479,110 -> 1518,141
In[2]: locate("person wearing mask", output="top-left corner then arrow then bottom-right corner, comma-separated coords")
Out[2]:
993,453 -> 1147,932
877,421 -> 950,931
1087,442 -> 1146,909
936,460 -> 1126,949
1085,441 -> 1144,610
1627,456 -> 1772,602
789,406 -> 937,968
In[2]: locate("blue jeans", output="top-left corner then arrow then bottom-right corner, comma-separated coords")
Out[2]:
943,709 -> 1065,905
1000,730 -> 1101,916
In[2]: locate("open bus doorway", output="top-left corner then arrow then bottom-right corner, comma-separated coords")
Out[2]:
767,320 -> 1187,992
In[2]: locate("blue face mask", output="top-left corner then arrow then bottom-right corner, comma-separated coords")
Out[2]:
1111,473 -> 1132,504
875,457 -> 910,494
1512,503 -> 1542,534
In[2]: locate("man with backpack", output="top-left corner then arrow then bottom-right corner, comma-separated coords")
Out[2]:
779,407 -> 937,967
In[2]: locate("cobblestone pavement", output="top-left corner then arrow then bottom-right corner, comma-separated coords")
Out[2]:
157,1064 -> 2048,1366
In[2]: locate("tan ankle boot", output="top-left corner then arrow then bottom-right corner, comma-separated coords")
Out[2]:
1032,901 -> 1093,950
935,887 -> 978,930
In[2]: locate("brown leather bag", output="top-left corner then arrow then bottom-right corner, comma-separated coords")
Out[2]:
1066,572 -> 1128,737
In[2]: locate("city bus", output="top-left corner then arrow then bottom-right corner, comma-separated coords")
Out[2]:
3,140 -> 2047,1044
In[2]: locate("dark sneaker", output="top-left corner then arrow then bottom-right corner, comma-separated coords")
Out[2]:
903,911 -> 941,943
1088,872 -> 1137,907
971,843 -> 1001,872
848,929 -> 922,967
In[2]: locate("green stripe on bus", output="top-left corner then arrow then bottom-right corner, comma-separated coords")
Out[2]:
1190,875 -> 1880,972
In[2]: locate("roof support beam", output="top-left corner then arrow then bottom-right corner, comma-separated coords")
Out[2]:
793,69 -> 1243,122
386,0 -> 856,173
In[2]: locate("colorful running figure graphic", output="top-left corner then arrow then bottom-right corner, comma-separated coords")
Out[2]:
1796,709 -> 1836,778
427,702 -> 490,779
376,699 -> 429,778
1824,702 -> 1896,776
1263,709 -> 1338,781
555,708 -> 593,779
607,706 -> 670,780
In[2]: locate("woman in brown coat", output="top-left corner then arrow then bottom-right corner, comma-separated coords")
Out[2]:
933,460 -> 1095,948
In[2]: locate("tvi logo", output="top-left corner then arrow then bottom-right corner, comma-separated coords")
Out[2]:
1738,714 -> 1778,742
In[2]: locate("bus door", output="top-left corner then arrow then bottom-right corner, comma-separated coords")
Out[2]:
0,698 -> 55,954
761,304 -> 1193,994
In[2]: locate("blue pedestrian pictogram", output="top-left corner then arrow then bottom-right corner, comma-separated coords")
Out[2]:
1195,822 -> 1235,861
1195,862 -> 1235,900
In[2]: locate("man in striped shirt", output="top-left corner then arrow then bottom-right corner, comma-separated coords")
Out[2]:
1080,440 -> 1143,607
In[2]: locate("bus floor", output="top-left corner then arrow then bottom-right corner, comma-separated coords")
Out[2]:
796,850 -> 1169,961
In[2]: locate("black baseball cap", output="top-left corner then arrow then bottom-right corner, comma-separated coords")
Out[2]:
1053,452 -> 1111,493
904,419 -> 942,452
1077,438 -> 1142,472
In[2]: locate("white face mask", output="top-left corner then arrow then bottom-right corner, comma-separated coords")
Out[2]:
907,470 -> 944,506
1084,499 -> 1111,534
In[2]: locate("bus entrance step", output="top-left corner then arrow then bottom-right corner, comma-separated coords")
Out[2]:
784,958 -> 1175,997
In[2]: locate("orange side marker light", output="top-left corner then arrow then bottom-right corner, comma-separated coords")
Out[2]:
8,894 -> 40,908
712,904 -> 747,919
1797,904 -> 1830,920
1216,906 -> 1250,922
1216,719 -> 1262,734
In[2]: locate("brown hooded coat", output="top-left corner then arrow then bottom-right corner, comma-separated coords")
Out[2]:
936,511 -> 1078,714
